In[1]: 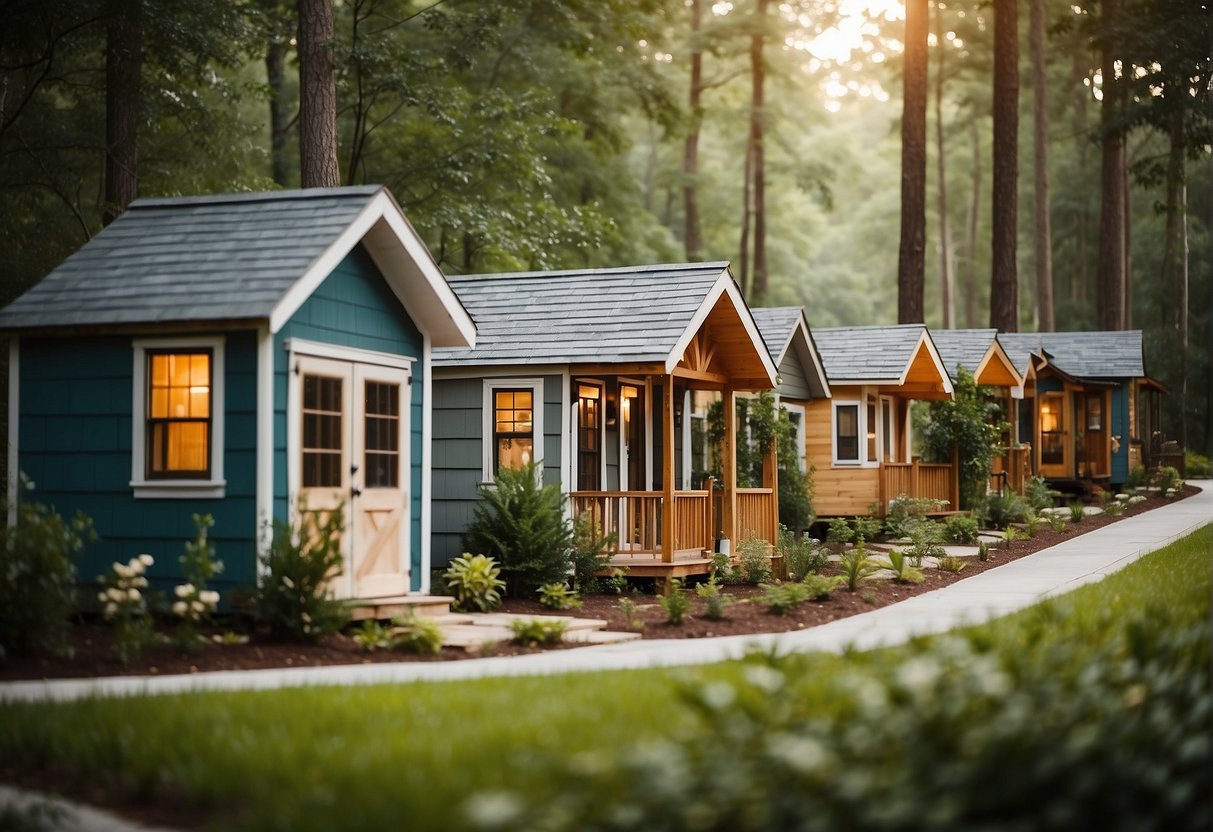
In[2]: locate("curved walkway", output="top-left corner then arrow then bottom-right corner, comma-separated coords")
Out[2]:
3,482 -> 1209,703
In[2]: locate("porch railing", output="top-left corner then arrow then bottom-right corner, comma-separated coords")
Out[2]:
992,445 -> 1032,495
878,455 -> 959,514
570,490 -> 713,562
737,487 -> 778,546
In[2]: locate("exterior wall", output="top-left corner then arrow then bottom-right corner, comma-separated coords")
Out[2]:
776,349 -> 814,401
16,331 -> 259,595
805,388 -> 880,516
1110,382 -> 1130,484
430,372 -> 564,569
273,244 -> 427,588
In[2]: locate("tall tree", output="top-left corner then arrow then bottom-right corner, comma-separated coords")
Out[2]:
897,0 -> 928,324
962,117 -> 981,328
933,0 -> 953,329
1029,0 -> 1054,331
103,0 -> 142,225
297,0 -> 340,187
989,0 -> 1018,331
683,0 -> 704,261
1095,0 -> 1126,330
738,0 -> 770,300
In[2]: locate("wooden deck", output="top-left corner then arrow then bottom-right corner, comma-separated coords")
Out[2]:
604,550 -> 714,579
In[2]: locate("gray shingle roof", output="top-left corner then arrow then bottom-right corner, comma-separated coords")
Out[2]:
930,328 -> 997,381
999,331 -> 1145,379
751,307 -> 803,362
0,186 -> 384,330
811,324 -> 928,382
434,263 -> 731,366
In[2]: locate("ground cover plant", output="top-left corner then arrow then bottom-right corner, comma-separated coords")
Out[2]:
0,528 -> 1205,832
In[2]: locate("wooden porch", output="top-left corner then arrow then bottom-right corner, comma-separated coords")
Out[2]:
875,449 -> 960,515
991,445 -> 1032,495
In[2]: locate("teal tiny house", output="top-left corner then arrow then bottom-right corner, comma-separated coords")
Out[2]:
1,187 -> 475,600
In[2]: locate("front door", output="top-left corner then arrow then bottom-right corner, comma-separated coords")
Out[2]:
296,355 -> 410,600
1038,392 -> 1067,478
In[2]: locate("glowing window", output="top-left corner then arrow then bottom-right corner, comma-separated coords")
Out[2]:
146,351 -> 211,478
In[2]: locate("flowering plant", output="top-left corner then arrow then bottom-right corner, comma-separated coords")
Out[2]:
98,554 -> 158,662
172,514 -> 224,648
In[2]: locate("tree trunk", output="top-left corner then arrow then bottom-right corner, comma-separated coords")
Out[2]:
963,116 -> 981,328
750,0 -> 769,301
1122,155 -> 1132,327
738,132 -> 752,298
1095,0 -> 1125,330
297,0 -> 340,188
989,0 -> 1018,332
1071,49 -> 1090,311
103,0 -> 142,225
1160,107 -> 1185,330
266,39 -> 291,187
1030,0 -> 1054,331
682,0 -> 704,261
898,0 -> 928,324
933,0 -> 953,329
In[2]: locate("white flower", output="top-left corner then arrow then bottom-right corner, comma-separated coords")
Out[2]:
191,600 -> 206,613
175,583 -> 194,599
113,562 -> 131,579
133,577 -> 148,588
172,601 -> 188,617
300,612 -> 312,623
106,587 -> 124,603
138,553 -> 154,567
281,576 -> 295,589
97,591 -> 108,604
127,588 -> 141,602
127,558 -> 145,576
200,590 -> 220,606
104,602 -> 118,619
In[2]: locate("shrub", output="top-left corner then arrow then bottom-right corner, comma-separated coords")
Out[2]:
839,545 -> 879,592
255,508 -> 350,642
695,580 -> 731,621
1151,466 -> 1182,496
392,612 -> 444,655
734,534 -> 772,584
0,476 -> 94,660
825,517 -> 854,546
1024,476 -> 1054,511
1185,451 -> 1211,478
171,513 -> 224,649
605,568 -> 629,595
884,495 -> 946,539
979,491 -> 1028,529
352,620 -> 396,652
1069,502 -> 1086,523
759,582 -> 811,615
570,515 -> 614,593
876,548 -> 925,584
1126,465 -> 1147,488
778,526 -> 826,581
1002,526 -> 1026,545
1046,513 -> 1068,533
509,617 -> 567,647
801,572 -> 845,600
444,554 -> 506,613
538,582 -> 582,611
98,554 -> 158,663
659,580 -> 692,625
852,515 -> 883,544
921,367 -> 1007,508
617,597 -> 643,631
903,520 -> 946,566
943,514 -> 980,544
1022,510 -> 1045,538
937,555 -> 969,573
977,541 -> 990,561
463,462 -> 573,597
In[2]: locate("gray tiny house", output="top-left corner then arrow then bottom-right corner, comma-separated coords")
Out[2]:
1,186 -> 475,601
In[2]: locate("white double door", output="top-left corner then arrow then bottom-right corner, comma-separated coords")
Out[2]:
294,354 -> 411,599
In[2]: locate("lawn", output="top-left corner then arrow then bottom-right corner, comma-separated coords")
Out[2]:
1,526 -> 1209,831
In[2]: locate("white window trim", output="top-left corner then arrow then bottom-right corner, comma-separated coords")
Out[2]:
782,401 -> 808,473
879,395 -> 896,463
131,335 -> 226,499
831,399 -> 865,467
572,378 -> 606,491
482,378 -> 544,485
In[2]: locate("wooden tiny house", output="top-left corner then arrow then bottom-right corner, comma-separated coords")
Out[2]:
806,324 -> 956,517
0,187 -> 476,600
431,263 -> 779,581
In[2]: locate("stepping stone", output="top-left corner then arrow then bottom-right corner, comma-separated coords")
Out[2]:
468,613 -> 609,632
563,630 -> 642,644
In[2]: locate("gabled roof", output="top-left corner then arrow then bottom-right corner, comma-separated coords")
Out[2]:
811,324 -> 953,397
0,186 -> 476,347
999,331 -> 1145,380
434,262 -> 777,388
930,328 -> 1023,388
751,307 -> 830,399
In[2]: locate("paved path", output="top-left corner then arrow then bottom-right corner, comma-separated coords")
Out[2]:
2,482 -> 1209,704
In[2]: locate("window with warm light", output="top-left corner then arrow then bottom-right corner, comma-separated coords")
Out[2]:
834,402 -> 860,464
577,383 -> 601,490
493,388 -> 534,473
146,351 -> 212,478
866,398 -> 878,462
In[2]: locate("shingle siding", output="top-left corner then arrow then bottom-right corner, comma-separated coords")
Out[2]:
931,329 -> 997,381
812,325 -> 926,382
1000,331 -> 1145,380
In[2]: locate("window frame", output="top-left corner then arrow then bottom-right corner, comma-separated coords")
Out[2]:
131,336 -> 226,499
831,399 -> 862,466
781,401 -> 808,473
482,378 -> 544,483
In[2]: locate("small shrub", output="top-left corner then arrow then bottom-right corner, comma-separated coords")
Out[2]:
937,555 -> 969,573
980,491 -> 1028,529
659,579 -> 692,625
392,612 -> 444,655
852,515 -> 883,544
735,534 -> 773,584
839,545 -> 879,592
1104,498 -> 1124,517
255,508 -> 350,642
1024,476 -> 1055,511
444,553 -> 506,613
1046,513 -> 1068,533
1069,502 -> 1086,523
884,495 -> 946,539
876,548 -> 925,584
1184,451 -> 1211,478
1151,466 -> 1181,496
825,517 -> 854,546
0,476 -> 94,660
802,572 -> 845,600
352,620 -> 397,652
695,580 -> 731,621
171,513 -> 223,650
759,582 -> 811,615
538,582 -> 582,611
617,597 -> 644,631
904,521 -> 946,566
977,541 -> 990,561
710,551 -> 736,583
943,514 -> 980,544
98,554 -> 158,663
1002,526 -> 1026,545
509,617 -> 567,647
570,514 -> 615,593
1022,510 -> 1045,538
1126,465 -> 1147,488
778,525 -> 827,581
605,568 -> 629,595
860,589 -> 877,605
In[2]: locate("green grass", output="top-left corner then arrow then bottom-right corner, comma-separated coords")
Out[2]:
1,527 -> 1209,831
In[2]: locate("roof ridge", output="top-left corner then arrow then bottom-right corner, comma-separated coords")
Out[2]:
448,261 -> 730,281
131,185 -> 384,209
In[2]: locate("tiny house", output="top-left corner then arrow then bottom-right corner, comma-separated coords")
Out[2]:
431,262 -> 779,581
1,186 -> 475,601
805,324 -> 955,517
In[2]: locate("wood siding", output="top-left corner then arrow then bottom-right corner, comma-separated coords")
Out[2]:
806,391 -> 880,516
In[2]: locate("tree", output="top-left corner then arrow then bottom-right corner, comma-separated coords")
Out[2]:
933,0 -> 953,329
1095,0 -> 1126,330
988,0 -> 1018,331
1029,0 -> 1054,331
683,0 -> 704,261
922,367 -> 1003,509
297,0 -> 340,187
737,0 -> 771,300
897,0 -> 928,324
103,0 -> 142,224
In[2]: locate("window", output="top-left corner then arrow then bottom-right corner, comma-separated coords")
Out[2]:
483,379 -> 544,482
833,402 -> 860,464
131,336 -> 225,498
576,383 -> 601,490
363,381 -> 400,488
881,397 -> 895,462
866,398 -> 878,462
1086,395 -> 1103,431
782,402 -> 807,472
301,374 -> 344,488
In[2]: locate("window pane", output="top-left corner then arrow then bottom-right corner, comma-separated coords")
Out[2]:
151,355 -> 168,387
151,389 -> 168,419
189,389 -> 209,418
514,391 -> 532,408
498,437 -> 533,470
836,405 -> 859,461
169,354 -> 190,386
190,354 -> 209,387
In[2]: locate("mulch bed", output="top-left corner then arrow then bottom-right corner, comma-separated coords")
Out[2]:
0,486 -> 1196,683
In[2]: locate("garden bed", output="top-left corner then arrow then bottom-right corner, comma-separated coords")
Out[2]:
0,485 -> 1196,682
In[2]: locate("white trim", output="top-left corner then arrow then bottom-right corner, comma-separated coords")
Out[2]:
283,338 -> 414,371
796,315 -> 833,399
879,395 -> 895,463
130,336 -> 226,499
560,369 -> 572,506
255,325 -> 273,582
433,363 -> 568,381
663,271 -> 779,385
681,387 -> 692,488
481,378 -> 545,483
420,331 -> 433,593
573,378 -> 606,490
644,378 -> 654,490
830,399 -> 863,467
782,400 -> 808,472
7,338 -> 18,527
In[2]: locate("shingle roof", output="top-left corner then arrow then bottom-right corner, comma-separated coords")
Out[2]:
751,307 -> 803,362
999,331 -> 1145,379
434,262 -> 731,366
811,324 -> 928,382
0,186 -> 384,330
930,328 -> 998,380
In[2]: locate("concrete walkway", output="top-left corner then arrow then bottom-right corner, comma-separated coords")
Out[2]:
2,482 -> 1209,704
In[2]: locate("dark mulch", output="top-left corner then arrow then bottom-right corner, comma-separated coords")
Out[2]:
0,486 -> 1196,682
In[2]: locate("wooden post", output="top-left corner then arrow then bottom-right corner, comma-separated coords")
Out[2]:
911,456 -> 921,498
763,438 -> 778,543
721,386 -> 737,550
704,476 -> 715,556
662,374 -> 676,564
950,444 -> 961,508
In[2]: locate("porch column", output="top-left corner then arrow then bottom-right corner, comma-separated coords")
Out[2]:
662,373 -> 676,564
721,385 -> 737,550
763,435 -> 778,545
950,444 -> 961,509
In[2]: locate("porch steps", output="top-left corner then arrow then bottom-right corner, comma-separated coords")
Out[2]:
349,594 -> 457,622
404,613 -> 641,652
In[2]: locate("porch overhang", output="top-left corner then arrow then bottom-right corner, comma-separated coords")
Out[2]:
975,339 -> 1024,389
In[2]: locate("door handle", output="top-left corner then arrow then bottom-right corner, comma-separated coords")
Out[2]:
351,486 -> 363,498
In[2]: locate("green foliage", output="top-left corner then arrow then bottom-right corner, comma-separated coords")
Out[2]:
392,612 -> 444,656
658,580 -> 692,625
977,541 -> 990,562
1021,511 -> 1045,538
851,515 -> 883,544
1046,513 -> 1069,534
758,582 -> 811,615
463,463 -> 573,597
0,476 -> 93,660
537,582 -> 582,611
605,568 -> 629,595
1151,466 -> 1182,495
1069,502 -> 1087,523
98,554 -> 158,664
569,515 -> 615,594
616,597 -> 643,632
695,580 -> 732,621
172,513 -> 224,649
943,515 -> 980,544
1184,452 -> 1211,478
710,551 -> 733,583
1003,526 -> 1027,545
1103,498 -> 1124,518
509,618 -> 567,648
937,555 -> 970,573
1126,465 -> 1147,488
444,554 -> 506,614
883,495 -> 946,539
877,548 -> 925,584
734,534 -> 773,585
922,368 -> 1006,509
903,521 -> 946,566
801,573 -> 845,600
352,620 -> 397,653
777,526 -> 827,581
839,545 -> 879,592
979,491 -> 1029,529
255,508 -> 350,643
826,517 -> 855,546
1024,477 -> 1055,511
